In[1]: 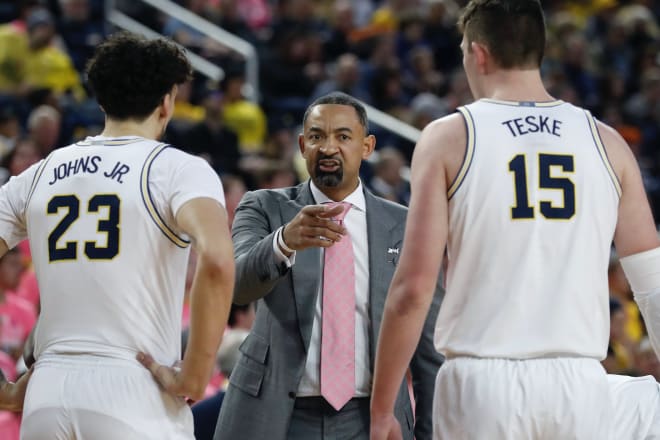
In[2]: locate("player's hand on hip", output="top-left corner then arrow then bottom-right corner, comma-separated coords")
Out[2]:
281,204 -> 347,251
0,367 -> 33,412
370,413 -> 403,440
137,352 -> 192,402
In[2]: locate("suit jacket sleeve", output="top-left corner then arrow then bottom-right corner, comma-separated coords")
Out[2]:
231,190 -> 289,305
410,279 -> 444,440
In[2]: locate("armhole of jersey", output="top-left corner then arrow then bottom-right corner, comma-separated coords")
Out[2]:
140,144 -> 190,248
448,106 -> 476,200
23,153 -> 55,217
584,110 -> 622,198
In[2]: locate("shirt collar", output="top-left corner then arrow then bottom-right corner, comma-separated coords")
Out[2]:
309,179 -> 366,212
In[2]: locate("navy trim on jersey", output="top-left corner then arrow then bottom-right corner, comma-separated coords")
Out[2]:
584,111 -> 622,198
480,98 -> 565,108
140,145 -> 190,248
24,152 -> 55,218
448,106 -> 476,200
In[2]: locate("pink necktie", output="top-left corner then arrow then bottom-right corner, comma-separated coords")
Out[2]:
320,201 -> 356,411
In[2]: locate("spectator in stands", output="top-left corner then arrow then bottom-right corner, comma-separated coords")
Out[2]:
221,174 -> 247,227
26,104 -> 61,156
162,0 -> 229,63
605,298 -> 637,375
609,258 -> 644,345
321,0 -> 357,61
311,53 -> 371,103
56,0 -> 106,73
215,0 -> 258,45
270,0 -> 327,46
172,80 -> 205,126
369,147 -> 410,206
23,8 -> 85,101
0,248 -> 36,361
0,13 -> 29,94
221,69 -> 267,155
403,46 -> 446,96
0,136 -> 43,185
184,90 -> 241,175
423,0 -> 461,73
260,28 -> 325,121
0,106 -> 19,160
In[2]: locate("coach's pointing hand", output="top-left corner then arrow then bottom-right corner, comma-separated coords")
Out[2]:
279,204 -> 347,254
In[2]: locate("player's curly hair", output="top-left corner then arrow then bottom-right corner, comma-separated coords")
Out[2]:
458,0 -> 545,69
85,32 -> 192,121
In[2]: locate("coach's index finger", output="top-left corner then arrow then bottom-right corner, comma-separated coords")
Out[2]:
316,204 -> 345,218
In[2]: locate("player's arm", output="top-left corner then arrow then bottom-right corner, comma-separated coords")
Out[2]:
140,197 -> 235,401
600,121 -> 660,359
370,115 -> 460,439
604,121 -> 659,257
175,197 -> 235,400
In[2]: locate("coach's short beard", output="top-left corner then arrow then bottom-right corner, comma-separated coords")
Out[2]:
313,166 -> 343,188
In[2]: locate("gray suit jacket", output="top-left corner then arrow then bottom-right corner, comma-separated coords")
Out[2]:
214,182 -> 443,440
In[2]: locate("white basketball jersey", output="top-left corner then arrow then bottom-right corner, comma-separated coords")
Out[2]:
435,99 -> 620,359
0,136 -> 224,366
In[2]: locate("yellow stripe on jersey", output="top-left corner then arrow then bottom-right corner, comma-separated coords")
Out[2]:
585,111 -> 622,198
140,144 -> 190,248
448,106 -> 476,199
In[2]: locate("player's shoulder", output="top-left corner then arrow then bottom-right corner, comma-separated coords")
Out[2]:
417,112 -> 466,154
592,119 -> 628,149
152,144 -> 214,170
590,117 -> 636,177
410,111 -> 467,179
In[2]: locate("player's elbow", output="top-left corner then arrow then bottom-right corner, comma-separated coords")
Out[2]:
196,249 -> 236,287
387,276 -> 433,316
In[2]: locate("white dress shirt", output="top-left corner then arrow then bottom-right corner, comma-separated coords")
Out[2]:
273,181 -> 371,397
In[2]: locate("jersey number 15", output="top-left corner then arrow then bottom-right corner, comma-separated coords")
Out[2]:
509,153 -> 576,220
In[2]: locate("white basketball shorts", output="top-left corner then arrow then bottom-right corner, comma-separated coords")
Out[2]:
433,357 -> 612,440
608,374 -> 660,439
20,354 -> 193,440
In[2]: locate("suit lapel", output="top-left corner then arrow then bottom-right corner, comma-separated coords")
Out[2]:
283,182 -> 321,353
365,190 -> 401,365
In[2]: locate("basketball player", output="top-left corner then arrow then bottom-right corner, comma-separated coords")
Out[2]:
370,0 -> 660,439
0,32 -> 235,439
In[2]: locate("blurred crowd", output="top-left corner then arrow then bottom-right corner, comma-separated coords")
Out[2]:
0,0 -> 658,437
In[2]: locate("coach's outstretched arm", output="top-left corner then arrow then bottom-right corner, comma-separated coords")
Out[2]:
230,190 -> 345,305
139,197 -> 235,401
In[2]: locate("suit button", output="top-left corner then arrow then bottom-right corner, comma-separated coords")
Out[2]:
288,391 -> 296,399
